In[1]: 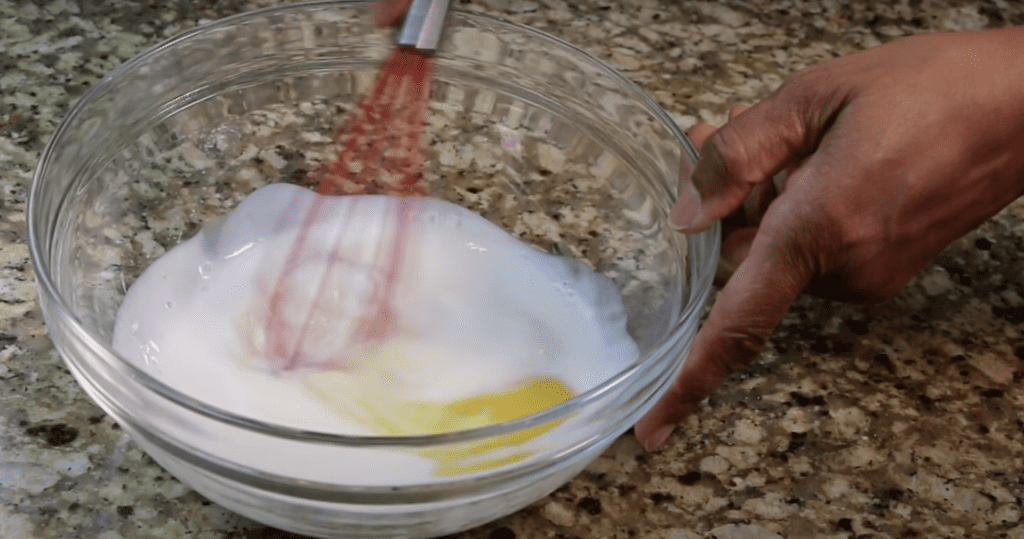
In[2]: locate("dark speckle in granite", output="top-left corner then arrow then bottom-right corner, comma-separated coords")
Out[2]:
577,496 -> 602,515
678,470 -> 702,485
650,492 -> 674,505
993,305 -> 1024,324
23,423 -> 79,447
844,318 -> 869,336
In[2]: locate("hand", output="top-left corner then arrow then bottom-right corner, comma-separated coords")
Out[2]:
634,26 -> 1024,451
373,0 -> 414,26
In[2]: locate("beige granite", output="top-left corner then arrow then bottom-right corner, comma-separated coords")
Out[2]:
3,0 -> 1024,538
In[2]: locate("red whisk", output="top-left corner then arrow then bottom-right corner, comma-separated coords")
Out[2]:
254,0 -> 451,372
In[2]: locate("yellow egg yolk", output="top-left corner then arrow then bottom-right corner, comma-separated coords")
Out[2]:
306,344 -> 575,476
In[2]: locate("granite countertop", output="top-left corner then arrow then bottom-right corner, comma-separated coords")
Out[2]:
3,1 -> 1024,538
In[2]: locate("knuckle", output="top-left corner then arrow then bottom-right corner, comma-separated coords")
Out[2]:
775,62 -> 850,152
760,203 -> 831,277
781,62 -> 840,104
703,126 -> 757,188
792,203 -> 910,303
783,62 -> 831,88
715,324 -> 773,375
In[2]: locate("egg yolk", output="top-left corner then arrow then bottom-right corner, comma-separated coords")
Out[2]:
421,377 -> 576,476
307,347 -> 576,476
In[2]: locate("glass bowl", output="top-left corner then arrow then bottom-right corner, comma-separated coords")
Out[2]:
28,2 -> 719,538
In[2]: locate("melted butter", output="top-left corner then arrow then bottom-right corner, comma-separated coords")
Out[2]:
307,346 -> 575,476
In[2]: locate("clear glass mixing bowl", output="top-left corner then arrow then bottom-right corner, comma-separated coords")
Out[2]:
28,2 -> 719,537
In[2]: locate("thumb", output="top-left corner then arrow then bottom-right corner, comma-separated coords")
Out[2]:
674,83 -> 836,233
635,203 -> 816,450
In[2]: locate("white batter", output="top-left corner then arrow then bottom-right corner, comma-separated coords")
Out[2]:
113,183 -> 639,442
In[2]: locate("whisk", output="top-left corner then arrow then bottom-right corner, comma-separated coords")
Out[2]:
255,0 -> 452,372
318,0 -> 450,198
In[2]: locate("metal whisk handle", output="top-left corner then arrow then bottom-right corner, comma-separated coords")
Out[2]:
396,0 -> 451,51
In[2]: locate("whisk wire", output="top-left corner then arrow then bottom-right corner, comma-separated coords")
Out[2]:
262,48 -> 435,372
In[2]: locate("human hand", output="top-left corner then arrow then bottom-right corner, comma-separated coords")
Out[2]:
373,0 -> 414,26
635,26 -> 1024,451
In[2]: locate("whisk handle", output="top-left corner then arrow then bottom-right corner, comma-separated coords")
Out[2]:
396,0 -> 451,51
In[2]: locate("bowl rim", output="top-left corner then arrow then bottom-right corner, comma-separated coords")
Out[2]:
28,0 -> 719,447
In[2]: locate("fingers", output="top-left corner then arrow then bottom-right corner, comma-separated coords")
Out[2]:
715,226 -> 757,285
373,0 -> 415,26
675,104 -> 752,231
635,202 -> 816,451
687,124 -> 717,153
684,104 -> 751,153
642,100 -> 814,449
672,86 -> 833,233
728,104 -> 751,120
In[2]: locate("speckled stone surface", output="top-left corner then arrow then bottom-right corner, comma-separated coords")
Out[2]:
3,1 -> 1024,538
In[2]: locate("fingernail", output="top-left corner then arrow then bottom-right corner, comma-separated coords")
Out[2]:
642,424 -> 675,452
670,185 -> 702,231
